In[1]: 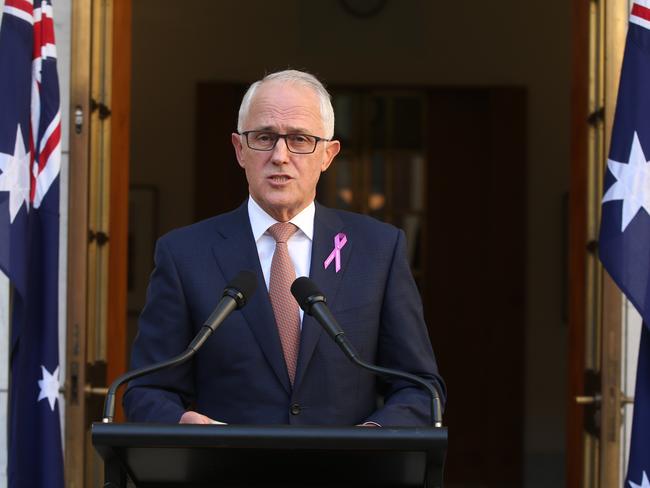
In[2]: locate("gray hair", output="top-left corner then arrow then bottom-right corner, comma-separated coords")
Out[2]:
237,70 -> 335,139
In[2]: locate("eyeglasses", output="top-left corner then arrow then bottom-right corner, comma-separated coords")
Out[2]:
239,130 -> 330,154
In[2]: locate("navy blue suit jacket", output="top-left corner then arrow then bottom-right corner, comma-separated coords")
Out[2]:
123,202 -> 445,426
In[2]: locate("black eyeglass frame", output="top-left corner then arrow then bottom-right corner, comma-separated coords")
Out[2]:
239,130 -> 331,154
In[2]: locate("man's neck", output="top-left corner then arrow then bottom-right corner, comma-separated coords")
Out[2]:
250,197 -> 312,223
247,197 -> 315,242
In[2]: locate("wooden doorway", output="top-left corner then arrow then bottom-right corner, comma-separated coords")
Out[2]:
65,0 -> 131,486
567,0 -> 633,486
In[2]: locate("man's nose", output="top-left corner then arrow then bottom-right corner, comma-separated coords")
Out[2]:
270,136 -> 290,163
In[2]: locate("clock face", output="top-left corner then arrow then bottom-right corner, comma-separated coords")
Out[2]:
340,0 -> 387,18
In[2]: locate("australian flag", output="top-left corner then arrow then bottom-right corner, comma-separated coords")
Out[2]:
0,0 -> 64,487
599,2 -> 650,487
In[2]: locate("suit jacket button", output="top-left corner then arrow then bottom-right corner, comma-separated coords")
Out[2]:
290,403 -> 301,415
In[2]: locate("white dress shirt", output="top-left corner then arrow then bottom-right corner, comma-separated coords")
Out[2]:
247,196 -> 314,323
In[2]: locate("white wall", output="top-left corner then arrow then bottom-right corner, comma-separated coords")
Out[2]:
0,271 -> 8,488
622,301 -> 642,481
53,0 -> 70,451
0,0 -> 70,486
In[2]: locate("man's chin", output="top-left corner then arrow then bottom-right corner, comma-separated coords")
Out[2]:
259,197 -> 309,222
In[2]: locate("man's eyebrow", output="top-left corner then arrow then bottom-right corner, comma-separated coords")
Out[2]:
252,126 -> 312,134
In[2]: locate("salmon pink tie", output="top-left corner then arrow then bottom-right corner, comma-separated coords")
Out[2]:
268,222 -> 300,385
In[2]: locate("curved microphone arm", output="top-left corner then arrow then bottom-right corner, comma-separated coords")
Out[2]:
294,285 -> 444,428
102,270 -> 257,423
327,322 -> 443,428
102,327 -> 212,423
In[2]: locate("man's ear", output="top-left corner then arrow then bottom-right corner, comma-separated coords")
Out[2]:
232,133 -> 245,168
321,140 -> 341,172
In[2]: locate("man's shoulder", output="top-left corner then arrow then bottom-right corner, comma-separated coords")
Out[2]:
319,204 -> 400,238
158,204 -> 246,247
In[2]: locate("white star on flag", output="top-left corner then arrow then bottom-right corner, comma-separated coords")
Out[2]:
0,124 -> 31,223
630,471 -> 650,488
602,131 -> 650,232
37,365 -> 60,411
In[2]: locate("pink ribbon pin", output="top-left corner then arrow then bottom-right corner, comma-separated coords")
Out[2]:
323,233 -> 347,273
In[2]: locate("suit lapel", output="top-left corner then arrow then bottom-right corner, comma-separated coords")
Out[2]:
211,202 -> 291,393
294,204 -> 352,390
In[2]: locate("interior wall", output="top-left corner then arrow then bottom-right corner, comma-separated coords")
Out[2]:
130,1 -> 570,485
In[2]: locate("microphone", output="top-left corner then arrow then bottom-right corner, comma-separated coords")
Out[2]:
102,270 -> 257,423
291,276 -> 443,427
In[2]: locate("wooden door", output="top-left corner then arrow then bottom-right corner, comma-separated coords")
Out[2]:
65,1 -> 130,486
425,88 -> 527,486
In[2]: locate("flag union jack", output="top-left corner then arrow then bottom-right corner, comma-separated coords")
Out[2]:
0,0 -> 64,486
0,0 -> 61,213
631,1 -> 650,30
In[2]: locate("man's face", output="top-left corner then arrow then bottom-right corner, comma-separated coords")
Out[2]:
232,81 -> 340,222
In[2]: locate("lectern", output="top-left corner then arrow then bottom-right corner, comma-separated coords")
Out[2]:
92,423 -> 447,488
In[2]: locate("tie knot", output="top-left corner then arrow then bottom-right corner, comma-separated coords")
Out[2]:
268,222 -> 298,243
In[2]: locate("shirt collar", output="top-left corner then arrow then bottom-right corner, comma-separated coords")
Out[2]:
248,196 -> 315,242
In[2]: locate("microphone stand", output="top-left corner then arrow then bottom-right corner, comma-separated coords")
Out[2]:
299,291 -> 443,428
102,270 -> 257,423
101,327 -> 213,423
332,332 -> 443,428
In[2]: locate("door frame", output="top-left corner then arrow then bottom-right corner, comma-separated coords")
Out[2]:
65,0 -> 131,486
568,0 -> 630,485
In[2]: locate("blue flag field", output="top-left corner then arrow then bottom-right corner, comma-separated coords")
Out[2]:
0,0 -> 64,486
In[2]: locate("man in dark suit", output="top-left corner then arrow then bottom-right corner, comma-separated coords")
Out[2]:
124,70 -> 445,426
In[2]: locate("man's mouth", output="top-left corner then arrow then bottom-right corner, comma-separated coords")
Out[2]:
268,175 -> 291,183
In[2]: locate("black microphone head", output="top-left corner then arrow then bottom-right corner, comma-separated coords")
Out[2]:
223,270 -> 257,308
291,276 -> 325,313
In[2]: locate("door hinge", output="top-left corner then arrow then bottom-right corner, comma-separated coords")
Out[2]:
88,230 -> 110,246
90,98 -> 112,120
587,107 -> 604,127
